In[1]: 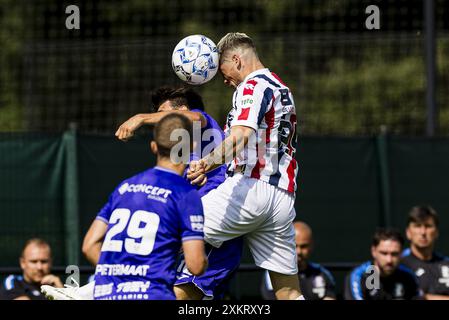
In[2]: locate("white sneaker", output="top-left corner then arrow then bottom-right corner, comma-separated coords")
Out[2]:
41,284 -> 84,300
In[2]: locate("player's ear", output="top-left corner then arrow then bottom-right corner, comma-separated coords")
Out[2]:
370,245 -> 376,259
405,226 -> 412,241
19,256 -> 26,270
234,54 -> 242,70
150,141 -> 158,155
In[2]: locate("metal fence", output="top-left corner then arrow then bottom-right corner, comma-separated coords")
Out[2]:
1,0 -> 448,135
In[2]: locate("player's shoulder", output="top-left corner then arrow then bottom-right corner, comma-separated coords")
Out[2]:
348,261 -> 372,279
401,248 -> 415,264
247,69 -> 289,90
308,262 -> 336,284
126,167 -> 184,184
402,247 -> 412,258
433,251 -> 449,262
397,264 -> 418,281
346,261 -> 371,300
237,69 -> 280,95
1,274 -> 23,291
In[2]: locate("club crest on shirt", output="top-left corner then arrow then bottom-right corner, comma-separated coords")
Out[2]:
415,268 -> 426,277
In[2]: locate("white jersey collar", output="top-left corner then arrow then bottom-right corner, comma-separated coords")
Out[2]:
238,68 -> 270,88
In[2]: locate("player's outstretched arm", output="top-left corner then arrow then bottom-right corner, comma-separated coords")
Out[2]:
82,219 -> 108,265
115,111 -> 207,141
182,239 -> 208,276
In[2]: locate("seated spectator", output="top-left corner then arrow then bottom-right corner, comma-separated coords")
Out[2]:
345,228 -> 422,300
402,205 -> 449,300
0,238 -> 63,300
261,221 -> 336,300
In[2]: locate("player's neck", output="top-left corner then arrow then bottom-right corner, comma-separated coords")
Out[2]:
240,59 -> 265,81
22,273 -> 37,285
156,157 -> 185,176
411,245 -> 434,261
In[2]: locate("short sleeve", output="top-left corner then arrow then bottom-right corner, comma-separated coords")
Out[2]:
231,79 -> 273,131
0,276 -> 24,300
95,192 -> 114,224
344,270 -> 365,300
177,189 -> 204,242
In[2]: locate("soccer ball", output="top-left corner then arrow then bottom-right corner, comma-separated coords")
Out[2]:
172,35 -> 219,85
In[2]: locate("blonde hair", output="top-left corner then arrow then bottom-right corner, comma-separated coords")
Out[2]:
217,32 -> 257,58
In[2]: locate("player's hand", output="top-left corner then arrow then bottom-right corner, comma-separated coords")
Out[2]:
187,160 -> 208,186
41,274 -> 64,288
190,173 -> 207,186
115,114 -> 144,141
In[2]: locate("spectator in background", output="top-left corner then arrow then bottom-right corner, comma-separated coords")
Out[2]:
261,221 -> 336,300
402,205 -> 449,300
345,228 -> 422,300
0,238 -> 63,300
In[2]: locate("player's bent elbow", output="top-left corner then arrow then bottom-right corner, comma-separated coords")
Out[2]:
183,239 -> 208,275
187,256 -> 208,276
81,241 -> 92,258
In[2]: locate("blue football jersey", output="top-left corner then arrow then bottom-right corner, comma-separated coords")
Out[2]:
186,109 -> 226,196
94,166 -> 204,300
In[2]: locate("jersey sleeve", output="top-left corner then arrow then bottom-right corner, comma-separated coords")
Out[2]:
177,189 -> 204,242
344,270 -> 365,300
231,79 -> 273,131
0,276 -> 25,300
95,191 -> 116,224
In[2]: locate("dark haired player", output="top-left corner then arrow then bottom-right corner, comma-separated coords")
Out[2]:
402,205 -> 449,300
345,228 -> 422,300
116,86 -> 244,299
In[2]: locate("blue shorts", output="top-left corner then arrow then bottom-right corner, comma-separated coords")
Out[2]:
175,236 -> 244,299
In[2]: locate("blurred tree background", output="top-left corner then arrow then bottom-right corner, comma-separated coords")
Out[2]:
0,0 -> 448,135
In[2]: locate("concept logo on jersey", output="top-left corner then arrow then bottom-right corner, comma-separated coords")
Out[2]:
118,182 -> 172,203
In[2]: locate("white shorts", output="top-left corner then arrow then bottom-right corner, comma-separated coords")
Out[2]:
201,173 -> 297,275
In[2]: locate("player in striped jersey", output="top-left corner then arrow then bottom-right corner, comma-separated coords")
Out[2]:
187,32 -> 302,300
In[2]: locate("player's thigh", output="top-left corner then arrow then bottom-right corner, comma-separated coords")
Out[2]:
201,175 -> 268,247
246,192 -> 297,275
